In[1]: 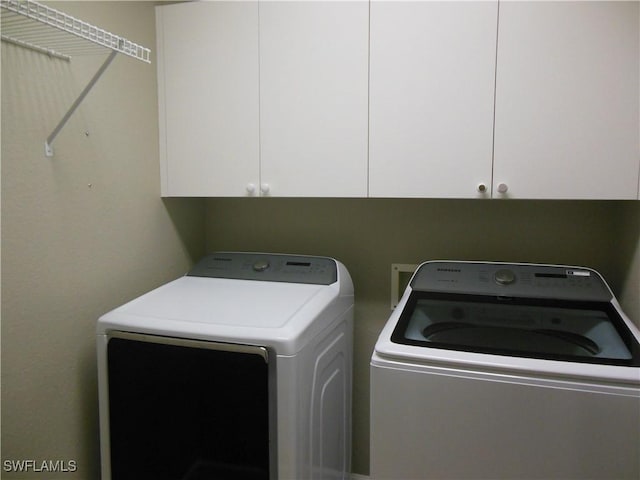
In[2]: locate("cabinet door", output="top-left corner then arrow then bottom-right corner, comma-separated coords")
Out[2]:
369,1 -> 498,198
493,1 -> 640,200
157,2 -> 259,196
259,1 -> 369,197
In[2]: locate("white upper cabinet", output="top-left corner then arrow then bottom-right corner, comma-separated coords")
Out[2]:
157,1 -> 368,197
369,1 -> 499,198
157,1 -> 639,199
493,1 -> 640,199
259,1 -> 369,197
156,2 -> 260,197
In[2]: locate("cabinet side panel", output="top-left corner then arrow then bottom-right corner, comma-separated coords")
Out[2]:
155,6 -> 168,196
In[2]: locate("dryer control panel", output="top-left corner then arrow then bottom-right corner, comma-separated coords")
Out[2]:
411,261 -> 613,302
188,252 -> 338,285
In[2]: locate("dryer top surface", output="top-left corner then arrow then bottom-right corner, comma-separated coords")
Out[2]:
97,256 -> 353,355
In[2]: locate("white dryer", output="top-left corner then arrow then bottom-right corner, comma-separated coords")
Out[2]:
97,252 -> 354,480
371,261 -> 640,480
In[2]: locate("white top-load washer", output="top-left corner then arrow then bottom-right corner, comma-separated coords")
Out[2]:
371,261 -> 640,480
97,252 -> 354,480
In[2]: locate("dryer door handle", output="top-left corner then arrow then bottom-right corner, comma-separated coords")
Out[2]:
108,331 -> 269,363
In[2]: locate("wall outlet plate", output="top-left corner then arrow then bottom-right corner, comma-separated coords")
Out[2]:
391,264 -> 418,310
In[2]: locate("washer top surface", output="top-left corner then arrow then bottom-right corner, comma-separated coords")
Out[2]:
374,261 -> 640,385
98,253 -> 354,355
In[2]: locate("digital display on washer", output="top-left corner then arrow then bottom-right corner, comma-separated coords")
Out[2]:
535,273 -> 567,279
392,293 -> 640,366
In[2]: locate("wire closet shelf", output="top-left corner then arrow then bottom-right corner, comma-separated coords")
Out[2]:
1,0 -> 152,156
0,0 -> 150,62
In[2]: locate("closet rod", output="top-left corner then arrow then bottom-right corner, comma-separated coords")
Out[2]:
0,33 -> 70,61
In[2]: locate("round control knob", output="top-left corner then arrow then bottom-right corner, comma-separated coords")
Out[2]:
495,269 -> 516,285
253,260 -> 270,272
497,183 -> 509,194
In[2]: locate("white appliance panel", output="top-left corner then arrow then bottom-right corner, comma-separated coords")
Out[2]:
371,261 -> 640,479
98,252 -> 354,480
372,359 -> 639,480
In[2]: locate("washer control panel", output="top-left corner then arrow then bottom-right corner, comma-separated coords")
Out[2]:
188,252 -> 337,285
410,261 -> 612,302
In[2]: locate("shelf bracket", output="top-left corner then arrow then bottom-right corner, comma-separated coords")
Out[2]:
45,49 -> 118,157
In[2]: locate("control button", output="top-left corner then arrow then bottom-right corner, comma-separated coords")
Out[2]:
253,260 -> 270,272
495,269 -> 516,285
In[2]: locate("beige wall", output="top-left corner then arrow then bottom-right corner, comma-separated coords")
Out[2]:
615,201 -> 640,323
1,2 -> 205,478
2,2 -> 639,479
205,198 -> 640,475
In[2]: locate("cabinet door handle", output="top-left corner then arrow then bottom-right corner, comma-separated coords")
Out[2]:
246,183 -> 256,195
260,183 -> 270,195
477,183 -> 487,193
497,183 -> 509,194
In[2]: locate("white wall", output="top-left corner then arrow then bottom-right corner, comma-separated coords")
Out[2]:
1,2 -> 204,478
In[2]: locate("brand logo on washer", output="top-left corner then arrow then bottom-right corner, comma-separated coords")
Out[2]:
437,268 -> 461,273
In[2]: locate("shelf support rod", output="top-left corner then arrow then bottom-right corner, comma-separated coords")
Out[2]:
45,49 -> 118,157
